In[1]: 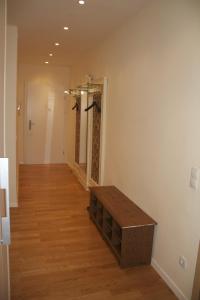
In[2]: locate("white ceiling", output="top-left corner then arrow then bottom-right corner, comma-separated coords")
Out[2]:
8,0 -> 146,67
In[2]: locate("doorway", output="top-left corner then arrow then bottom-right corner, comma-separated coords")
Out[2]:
18,65 -> 70,165
24,79 -> 65,164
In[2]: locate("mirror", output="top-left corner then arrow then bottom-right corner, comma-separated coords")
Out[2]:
73,79 -> 107,188
78,91 -> 88,174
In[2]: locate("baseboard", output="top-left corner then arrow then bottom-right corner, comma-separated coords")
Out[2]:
151,258 -> 188,300
88,178 -> 99,187
10,201 -> 18,208
67,162 -> 100,190
66,162 -> 73,170
68,162 -> 88,190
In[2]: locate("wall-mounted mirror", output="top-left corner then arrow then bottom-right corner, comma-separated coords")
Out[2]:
73,78 -> 107,189
74,92 -> 88,177
79,91 -> 88,174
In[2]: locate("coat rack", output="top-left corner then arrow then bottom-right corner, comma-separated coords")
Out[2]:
72,102 -> 79,111
77,83 -> 103,95
85,101 -> 101,113
66,82 -> 103,97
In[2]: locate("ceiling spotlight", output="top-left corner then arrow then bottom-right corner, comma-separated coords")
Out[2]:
78,0 -> 85,5
54,42 -> 60,46
45,61 -> 49,64
64,90 -> 70,94
64,26 -> 69,30
81,91 -> 85,95
49,53 -> 53,57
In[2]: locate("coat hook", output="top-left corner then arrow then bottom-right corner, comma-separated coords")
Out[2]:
72,102 -> 79,111
85,101 -> 101,113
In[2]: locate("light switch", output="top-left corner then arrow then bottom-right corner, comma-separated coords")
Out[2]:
190,167 -> 200,190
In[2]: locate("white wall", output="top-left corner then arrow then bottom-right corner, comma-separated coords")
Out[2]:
0,0 -> 7,156
0,2 -> 11,300
5,25 -> 18,207
17,64 -> 70,164
69,1 -> 200,299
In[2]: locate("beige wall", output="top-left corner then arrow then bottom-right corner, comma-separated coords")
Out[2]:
17,64 -> 70,164
0,2 -> 10,300
0,0 -> 7,157
5,25 -> 18,207
69,1 -> 200,299
65,94 -> 76,166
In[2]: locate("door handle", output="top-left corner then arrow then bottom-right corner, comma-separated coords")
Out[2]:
0,189 -> 6,245
29,120 -> 35,131
29,120 -> 32,130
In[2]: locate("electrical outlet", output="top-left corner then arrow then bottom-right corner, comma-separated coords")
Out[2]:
179,256 -> 187,270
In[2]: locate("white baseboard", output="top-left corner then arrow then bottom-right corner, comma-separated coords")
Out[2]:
151,258 -> 188,300
68,162 -> 100,190
88,178 -> 99,187
68,162 -> 88,190
10,202 -> 18,208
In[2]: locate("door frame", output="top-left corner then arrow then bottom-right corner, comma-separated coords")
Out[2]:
0,160 -> 11,300
192,242 -> 200,300
99,77 -> 108,186
0,0 -> 11,299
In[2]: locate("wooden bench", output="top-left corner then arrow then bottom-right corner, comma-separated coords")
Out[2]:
89,186 -> 157,268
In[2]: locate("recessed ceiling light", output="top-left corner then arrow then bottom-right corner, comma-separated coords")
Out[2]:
45,61 -> 49,64
64,90 -> 70,94
64,26 -> 69,30
81,91 -> 85,95
78,0 -> 85,5
54,42 -> 60,46
49,53 -> 53,57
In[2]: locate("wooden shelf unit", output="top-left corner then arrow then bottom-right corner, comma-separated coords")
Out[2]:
89,186 -> 157,268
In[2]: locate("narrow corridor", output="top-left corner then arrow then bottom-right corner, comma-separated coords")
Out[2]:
10,165 -> 177,300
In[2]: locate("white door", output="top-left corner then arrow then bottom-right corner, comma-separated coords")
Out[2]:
24,80 -> 65,164
0,159 -> 10,300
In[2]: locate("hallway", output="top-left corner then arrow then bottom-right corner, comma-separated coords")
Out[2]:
10,165 -> 176,300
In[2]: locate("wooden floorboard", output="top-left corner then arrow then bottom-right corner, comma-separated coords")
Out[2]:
10,164 -> 177,300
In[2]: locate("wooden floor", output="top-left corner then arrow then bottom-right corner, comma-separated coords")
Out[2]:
10,164 -> 177,300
